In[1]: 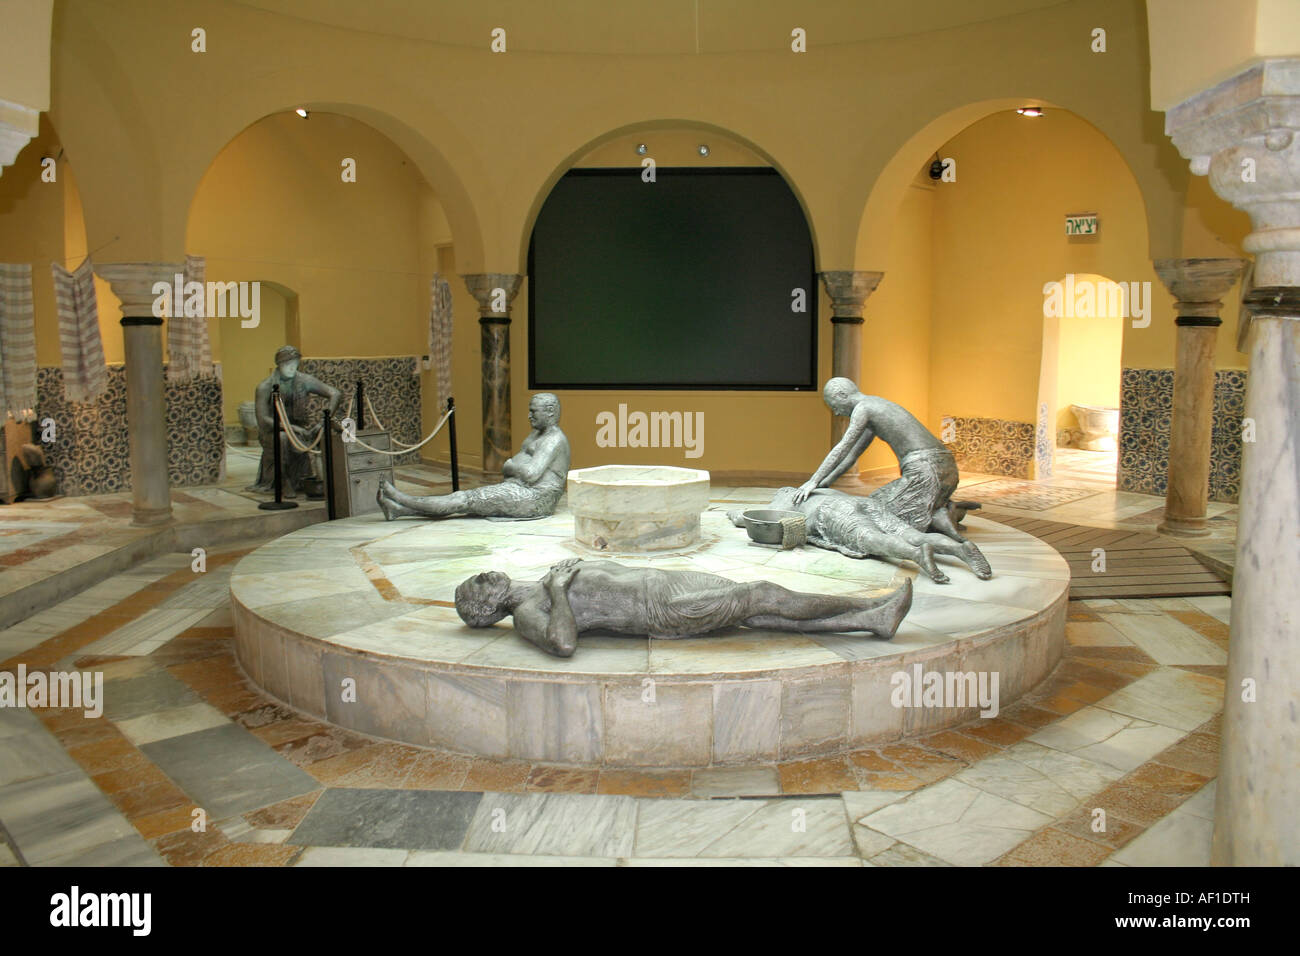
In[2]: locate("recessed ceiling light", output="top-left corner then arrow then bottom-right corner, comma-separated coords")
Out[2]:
636,143 -> 648,155
698,144 -> 710,157
295,107 -> 309,118
1016,106 -> 1044,117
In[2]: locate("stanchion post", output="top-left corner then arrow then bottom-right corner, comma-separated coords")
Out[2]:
259,383 -> 298,511
447,396 -> 459,492
322,406 -> 336,520
356,380 -> 366,430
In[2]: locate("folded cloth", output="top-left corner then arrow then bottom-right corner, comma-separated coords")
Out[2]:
429,274 -> 453,408
51,256 -> 107,402
0,262 -> 37,421
167,254 -> 214,381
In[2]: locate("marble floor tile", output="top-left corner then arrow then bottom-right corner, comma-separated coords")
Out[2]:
1099,614 -> 1226,665
955,741 -> 1122,817
861,778 -> 1055,865
625,856 -> 862,867
114,702 -> 230,746
1066,620 -> 1133,646
1177,780 -> 1217,820
289,788 -> 483,851
464,792 -> 637,857
1183,596 -> 1232,625
41,832 -> 167,866
1095,668 -> 1225,733
690,766 -> 781,799
1027,705 -> 1186,772
0,728 -> 81,786
142,724 -> 320,819
406,851 -> 618,866
1110,807 -> 1214,866
841,789 -> 908,823
84,608 -> 214,657
292,846 -> 408,865
636,796 -> 854,858
0,770 -> 139,865
102,671 -> 202,721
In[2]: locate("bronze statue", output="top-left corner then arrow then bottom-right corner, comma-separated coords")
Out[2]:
454,557 -> 913,657
795,377 -> 973,543
377,393 -> 570,520
247,345 -> 341,498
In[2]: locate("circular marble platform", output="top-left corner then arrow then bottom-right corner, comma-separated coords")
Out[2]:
230,510 -> 1069,768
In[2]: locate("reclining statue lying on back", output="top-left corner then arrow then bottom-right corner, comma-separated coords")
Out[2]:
454,557 -> 913,658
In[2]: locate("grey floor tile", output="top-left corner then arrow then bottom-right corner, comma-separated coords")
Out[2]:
0,730 -> 80,787
103,671 -> 201,721
289,789 -> 482,851
141,724 -> 319,819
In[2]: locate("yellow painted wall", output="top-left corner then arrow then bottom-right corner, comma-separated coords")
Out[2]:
1053,276 -> 1124,433
0,0 -> 1268,480
219,285 -> 287,426
857,171 -> 935,473
928,108 -> 1213,434
185,112 -> 428,359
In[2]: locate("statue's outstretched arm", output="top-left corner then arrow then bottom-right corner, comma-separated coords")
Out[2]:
302,374 -> 343,418
795,410 -> 874,502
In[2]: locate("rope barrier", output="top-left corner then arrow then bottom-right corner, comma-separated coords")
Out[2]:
342,406 -> 454,456
361,393 -> 431,451
274,396 -> 324,453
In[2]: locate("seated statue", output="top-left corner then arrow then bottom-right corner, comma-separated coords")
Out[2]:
732,486 -> 992,584
247,345 -> 341,497
377,392 -> 569,520
795,377 -> 977,544
454,557 -> 913,657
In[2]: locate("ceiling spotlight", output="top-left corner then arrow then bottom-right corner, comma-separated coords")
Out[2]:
698,144 -> 710,157
295,107 -> 309,118
635,143 -> 648,155
1016,106 -> 1044,117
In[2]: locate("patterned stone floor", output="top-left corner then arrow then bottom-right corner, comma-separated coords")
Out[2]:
0,451 -> 1235,866
0,540 -> 1228,867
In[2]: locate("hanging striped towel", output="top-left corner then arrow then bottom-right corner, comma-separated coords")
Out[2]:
429,273 -> 454,408
166,254 -> 214,381
51,256 -> 107,403
0,263 -> 38,422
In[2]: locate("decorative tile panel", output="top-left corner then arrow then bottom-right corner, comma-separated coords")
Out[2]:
943,416 -> 1035,479
35,365 -> 225,496
299,357 -> 423,466
1118,367 -> 1244,503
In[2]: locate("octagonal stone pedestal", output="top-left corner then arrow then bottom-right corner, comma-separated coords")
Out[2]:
567,465 -> 711,553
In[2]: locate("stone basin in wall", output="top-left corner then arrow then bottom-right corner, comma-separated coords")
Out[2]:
567,464 -> 711,552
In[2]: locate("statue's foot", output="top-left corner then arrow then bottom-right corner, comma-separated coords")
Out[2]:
919,543 -> 950,584
872,578 -> 913,640
376,484 -> 398,521
961,541 -> 993,580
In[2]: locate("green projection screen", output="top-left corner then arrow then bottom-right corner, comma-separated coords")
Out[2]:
528,168 -> 816,389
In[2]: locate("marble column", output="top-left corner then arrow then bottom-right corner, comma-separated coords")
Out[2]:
1152,258 -> 1247,536
1165,60 -> 1300,866
462,274 -> 522,475
819,270 -> 884,444
97,262 -> 182,527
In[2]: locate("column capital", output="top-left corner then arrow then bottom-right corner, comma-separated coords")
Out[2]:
96,261 -> 183,321
1165,59 -> 1300,287
461,273 -> 523,320
819,270 -> 883,321
1152,257 -> 1248,323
